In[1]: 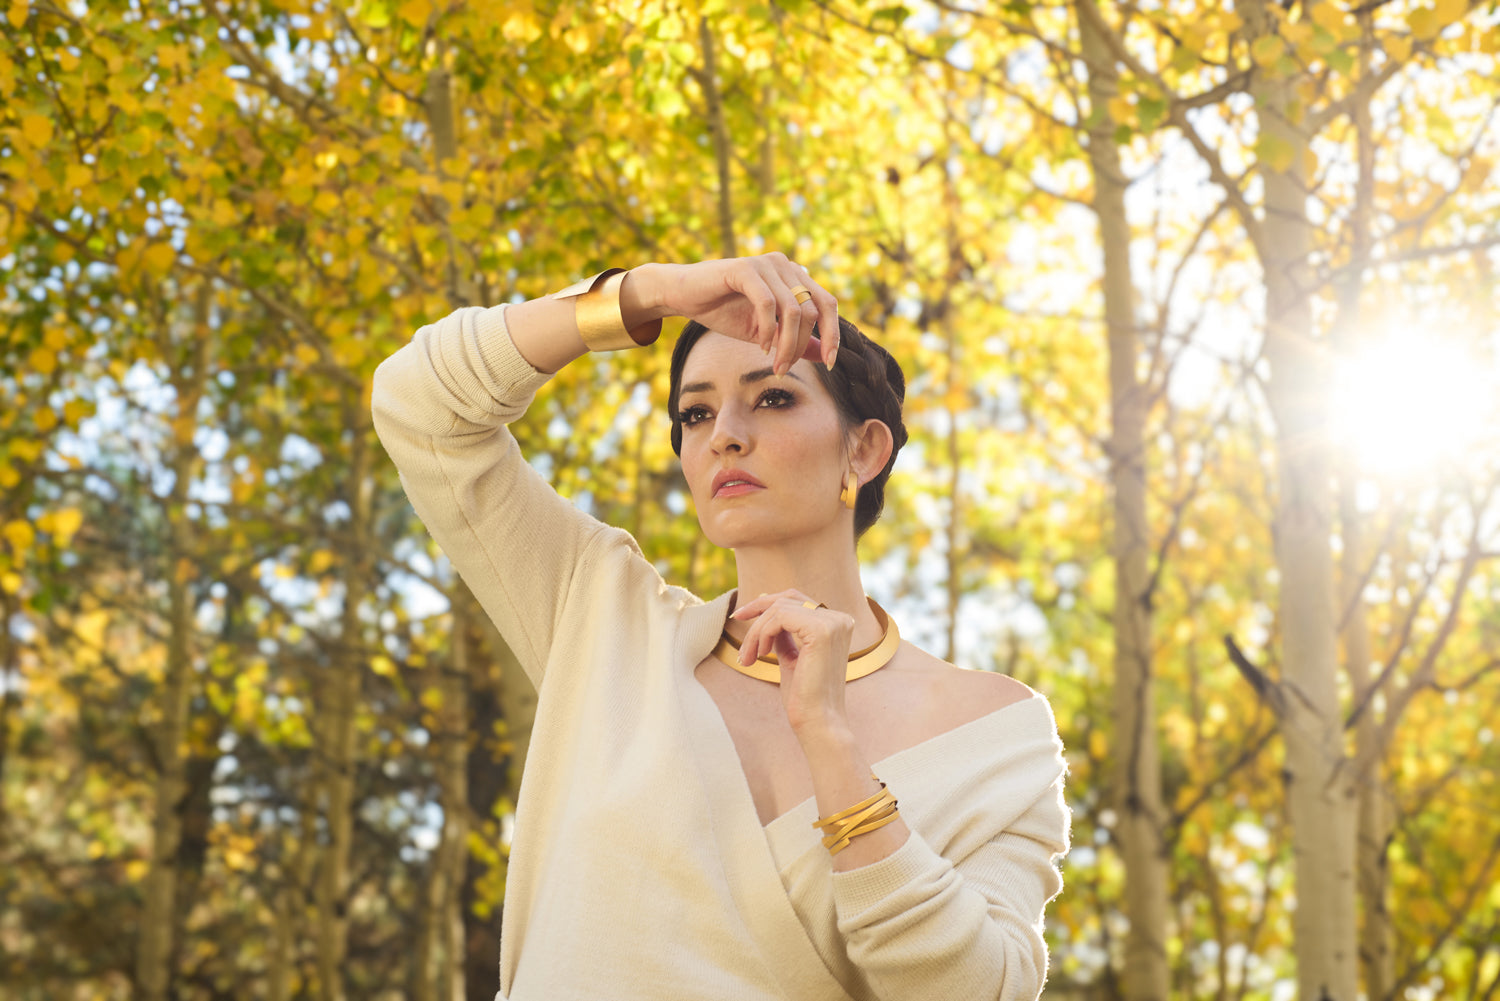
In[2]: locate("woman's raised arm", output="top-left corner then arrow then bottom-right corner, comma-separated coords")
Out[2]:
370,255 -> 838,686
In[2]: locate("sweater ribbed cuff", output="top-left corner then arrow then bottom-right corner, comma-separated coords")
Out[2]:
829,827 -> 944,915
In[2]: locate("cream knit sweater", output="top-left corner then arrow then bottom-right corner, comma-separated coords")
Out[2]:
371,302 -> 1071,1001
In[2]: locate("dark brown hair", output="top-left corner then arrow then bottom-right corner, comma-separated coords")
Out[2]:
667,317 -> 909,539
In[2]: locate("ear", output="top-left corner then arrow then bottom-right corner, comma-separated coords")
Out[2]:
849,419 -> 894,485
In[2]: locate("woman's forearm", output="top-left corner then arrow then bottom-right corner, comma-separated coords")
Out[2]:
507,263 -> 674,374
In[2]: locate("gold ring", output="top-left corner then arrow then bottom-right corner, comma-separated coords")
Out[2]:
790,285 -> 813,305
802,600 -> 827,610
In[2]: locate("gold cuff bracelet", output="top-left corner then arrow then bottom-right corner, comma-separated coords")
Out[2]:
550,268 -> 663,352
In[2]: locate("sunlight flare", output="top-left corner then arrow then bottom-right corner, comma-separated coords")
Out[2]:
1328,332 -> 1494,478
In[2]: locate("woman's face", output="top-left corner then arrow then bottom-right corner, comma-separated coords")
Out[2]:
676,332 -> 849,550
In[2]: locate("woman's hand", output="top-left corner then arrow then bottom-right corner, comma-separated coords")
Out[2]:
729,589 -> 857,737
637,254 -> 840,374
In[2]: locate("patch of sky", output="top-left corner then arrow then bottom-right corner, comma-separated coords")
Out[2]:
945,39 -> 973,72
666,490 -> 687,516
1231,820 -> 1269,852
212,754 -> 239,783
322,499 -> 351,524
789,191 -> 807,216
279,433 -> 323,470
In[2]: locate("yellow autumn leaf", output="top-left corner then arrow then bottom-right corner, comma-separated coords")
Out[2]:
371,654 -> 397,677
397,0 -> 431,24
49,507 -> 84,541
378,92 -> 406,116
308,549 -> 335,574
312,189 -> 341,214
63,399 -> 90,425
63,163 -> 91,192
0,572 -> 20,595
7,2 -> 26,29
502,11 -> 543,42
1310,3 -> 1347,34
1407,7 -> 1439,40
1386,33 -> 1414,62
1432,0 -> 1467,28
143,242 -> 176,275
211,199 -> 239,226
43,325 -> 68,351
1251,35 -> 1283,69
20,114 -> 52,147
34,408 -> 57,432
2,520 -> 35,552
28,347 -> 57,375
0,466 -> 17,490
157,44 -> 186,70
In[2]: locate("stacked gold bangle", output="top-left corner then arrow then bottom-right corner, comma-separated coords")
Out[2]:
812,773 -> 901,856
550,268 -> 663,352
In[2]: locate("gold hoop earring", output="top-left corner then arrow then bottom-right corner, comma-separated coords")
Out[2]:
840,472 -> 859,510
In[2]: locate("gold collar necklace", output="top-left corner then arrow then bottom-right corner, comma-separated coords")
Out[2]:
713,597 -> 901,684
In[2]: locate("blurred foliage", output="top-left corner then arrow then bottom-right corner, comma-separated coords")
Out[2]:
2,0 -> 1500,999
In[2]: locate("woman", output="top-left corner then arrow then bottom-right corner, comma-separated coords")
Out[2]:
371,254 -> 1070,1001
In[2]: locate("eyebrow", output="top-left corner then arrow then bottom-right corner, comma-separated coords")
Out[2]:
680,368 -> 805,395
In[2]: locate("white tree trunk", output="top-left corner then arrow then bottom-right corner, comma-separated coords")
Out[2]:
1079,6 -> 1171,998
136,293 -> 210,1001
1246,3 -> 1359,996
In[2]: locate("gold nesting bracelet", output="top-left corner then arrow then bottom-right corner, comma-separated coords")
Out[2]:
813,773 -> 901,856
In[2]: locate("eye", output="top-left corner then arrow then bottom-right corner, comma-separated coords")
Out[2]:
676,405 -> 711,427
757,387 -> 796,409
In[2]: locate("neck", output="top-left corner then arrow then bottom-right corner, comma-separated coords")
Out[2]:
724,531 -> 883,649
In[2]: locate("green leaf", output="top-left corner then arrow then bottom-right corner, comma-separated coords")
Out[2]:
1254,133 -> 1296,173
1137,96 -> 1166,132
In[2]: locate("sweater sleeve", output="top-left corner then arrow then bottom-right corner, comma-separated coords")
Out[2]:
370,302 -> 620,689
829,768 -> 1070,1001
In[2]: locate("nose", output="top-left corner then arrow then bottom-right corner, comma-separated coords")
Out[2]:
709,404 -> 752,455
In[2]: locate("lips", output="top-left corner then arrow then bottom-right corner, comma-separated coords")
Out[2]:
712,468 -> 765,498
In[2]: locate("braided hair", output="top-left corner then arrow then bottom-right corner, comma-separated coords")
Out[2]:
667,316 -> 909,539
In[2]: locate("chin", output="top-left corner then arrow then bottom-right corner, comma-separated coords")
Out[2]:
697,512 -> 821,551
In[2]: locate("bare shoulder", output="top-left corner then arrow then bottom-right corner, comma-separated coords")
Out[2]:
896,643 -> 1035,730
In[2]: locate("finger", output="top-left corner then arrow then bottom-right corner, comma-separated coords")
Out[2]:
789,298 -> 820,374
730,266 -> 780,350
730,591 -> 778,619
773,267 -> 819,376
754,610 -> 791,663
802,334 -> 824,365
813,289 -> 840,369
781,264 -> 834,370
740,613 -> 774,665
772,285 -> 804,377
